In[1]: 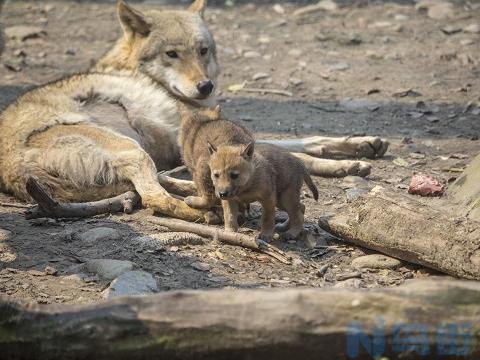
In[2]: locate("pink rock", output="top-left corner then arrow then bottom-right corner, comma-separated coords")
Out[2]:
408,173 -> 444,196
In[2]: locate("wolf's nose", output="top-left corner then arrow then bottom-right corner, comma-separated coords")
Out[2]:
197,80 -> 214,96
218,191 -> 228,199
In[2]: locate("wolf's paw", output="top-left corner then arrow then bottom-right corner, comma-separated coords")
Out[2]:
348,136 -> 389,159
258,232 -> 274,242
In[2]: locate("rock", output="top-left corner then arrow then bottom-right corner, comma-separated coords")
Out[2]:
346,188 -> 369,202
334,278 -> 362,288
0,229 -> 12,241
76,227 -> 122,245
103,271 -> 158,298
191,261 -> 211,272
44,266 -> 57,276
340,176 -> 371,189
5,26 -> 46,41
352,254 -> 402,270
289,77 -> 303,86
243,51 -> 261,58
394,14 -> 409,21
293,0 -> 337,17
134,232 -> 205,250
85,259 -> 135,281
417,1 -> 455,20
288,49 -> 302,57
327,61 -> 350,72
272,4 -> 285,15
441,25 -> 462,35
464,23 -> 480,34
252,72 -> 270,81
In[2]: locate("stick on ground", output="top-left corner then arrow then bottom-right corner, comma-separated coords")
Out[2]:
147,216 -> 291,264
25,177 -> 140,219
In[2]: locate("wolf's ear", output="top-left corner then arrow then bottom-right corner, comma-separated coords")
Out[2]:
207,142 -> 217,155
118,0 -> 150,38
241,142 -> 254,160
188,0 -> 206,17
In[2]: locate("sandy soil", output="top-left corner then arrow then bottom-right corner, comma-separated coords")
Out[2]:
0,0 -> 479,304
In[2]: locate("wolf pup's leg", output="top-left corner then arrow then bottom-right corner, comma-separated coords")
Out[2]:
222,199 -> 239,232
258,195 -> 276,241
184,164 -> 217,209
278,186 -> 304,240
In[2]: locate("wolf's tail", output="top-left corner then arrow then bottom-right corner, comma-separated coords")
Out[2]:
303,171 -> 319,201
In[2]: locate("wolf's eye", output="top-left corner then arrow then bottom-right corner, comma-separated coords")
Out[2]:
230,172 -> 239,180
200,47 -> 208,56
213,173 -> 220,178
166,51 -> 178,58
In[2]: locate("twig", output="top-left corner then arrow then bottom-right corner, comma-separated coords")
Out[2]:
146,216 -> 291,264
25,177 -> 140,219
239,88 -> 293,97
0,202 -> 31,209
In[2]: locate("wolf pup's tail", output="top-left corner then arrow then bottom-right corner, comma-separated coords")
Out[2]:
303,172 -> 319,201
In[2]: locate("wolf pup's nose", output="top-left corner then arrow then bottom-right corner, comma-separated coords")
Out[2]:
197,80 -> 214,96
218,190 -> 228,199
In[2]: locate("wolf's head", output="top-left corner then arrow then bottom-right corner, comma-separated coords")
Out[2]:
98,0 -> 219,102
208,142 -> 255,199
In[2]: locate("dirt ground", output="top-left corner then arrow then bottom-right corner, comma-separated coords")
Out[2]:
0,0 -> 479,304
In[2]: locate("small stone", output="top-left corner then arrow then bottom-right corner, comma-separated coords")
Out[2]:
334,278 -> 362,288
5,26 -> 46,41
394,14 -> 409,21
427,3 -> 455,19
76,227 -> 122,245
272,4 -> 285,15
44,266 -> 57,276
441,25 -> 462,35
464,23 -> 480,34
0,229 -> 12,241
288,49 -> 302,57
85,259 -> 135,281
352,254 -> 402,270
252,72 -> 270,81
103,270 -> 158,298
289,77 -> 303,86
365,50 -> 384,60
460,39 -> 474,46
191,261 -> 211,271
243,51 -> 261,58
346,188 -> 369,202
328,62 -> 350,72
370,21 -> 392,29
65,48 -> 76,56
340,176 -> 370,189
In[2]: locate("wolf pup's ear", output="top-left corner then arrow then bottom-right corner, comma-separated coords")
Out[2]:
207,142 -> 217,155
118,0 -> 150,38
188,0 -> 206,17
241,142 -> 254,160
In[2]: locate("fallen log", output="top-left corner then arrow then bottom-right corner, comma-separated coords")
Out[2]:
318,187 -> 480,280
0,279 -> 479,360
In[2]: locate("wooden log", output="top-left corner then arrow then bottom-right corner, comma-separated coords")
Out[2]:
0,279 -> 479,359
449,154 -> 480,221
318,188 -> 480,280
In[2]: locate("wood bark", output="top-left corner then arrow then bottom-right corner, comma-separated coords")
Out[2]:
318,188 -> 480,280
0,279 -> 479,359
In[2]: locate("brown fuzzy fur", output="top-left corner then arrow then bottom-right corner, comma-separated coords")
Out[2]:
209,143 -> 318,240
178,107 -> 254,209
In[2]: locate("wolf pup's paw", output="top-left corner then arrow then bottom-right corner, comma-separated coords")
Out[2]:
258,232 -> 274,242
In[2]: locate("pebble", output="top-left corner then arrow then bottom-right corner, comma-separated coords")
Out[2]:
5,26 -> 46,41
0,229 -> 12,241
85,259 -> 135,281
272,4 -> 285,15
103,271 -> 158,299
76,227 -> 122,245
334,278 -> 362,288
464,23 -> 480,34
44,266 -> 57,276
328,61 -> 350,72
352,254 -> 402,270
191,261 -> 211,271
252,72 -> 270,81
346,188 -> 369,202
243,51 -> 261,58
289,77 -> 303,86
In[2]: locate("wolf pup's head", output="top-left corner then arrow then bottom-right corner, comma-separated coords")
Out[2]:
111,0 -> 219,102
208,142 -> 255,200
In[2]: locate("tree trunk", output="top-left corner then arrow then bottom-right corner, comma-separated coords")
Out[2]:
0,279 -> 479,359
318,188 -> 480,280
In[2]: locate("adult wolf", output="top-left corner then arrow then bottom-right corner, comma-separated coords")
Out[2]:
0,0 -> 387,221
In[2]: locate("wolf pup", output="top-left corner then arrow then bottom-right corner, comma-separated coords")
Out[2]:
208,142 -> 318,241
178,106 -> 254,210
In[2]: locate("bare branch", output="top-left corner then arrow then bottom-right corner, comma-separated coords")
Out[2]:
25,177 -> 140,219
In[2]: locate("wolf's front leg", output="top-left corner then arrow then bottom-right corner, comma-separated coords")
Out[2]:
222,199 -> 239,232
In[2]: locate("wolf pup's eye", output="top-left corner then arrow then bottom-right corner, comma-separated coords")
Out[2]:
214,173 -> 220,178
230,172 -> 239,180
166,51 -> 178,58
200,47 -> 208,56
